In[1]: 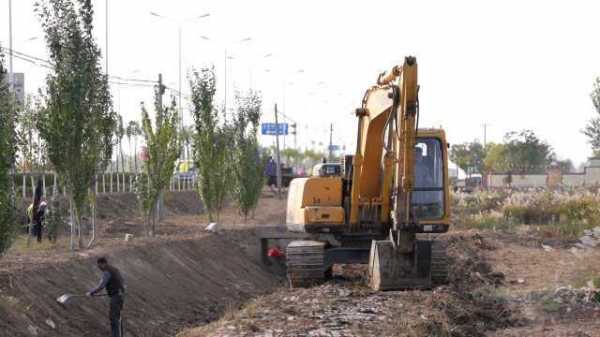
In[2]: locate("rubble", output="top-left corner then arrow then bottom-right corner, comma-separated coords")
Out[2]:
574,226 -> 600,250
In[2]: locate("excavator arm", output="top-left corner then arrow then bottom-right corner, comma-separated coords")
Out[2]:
349,56 -> 419,235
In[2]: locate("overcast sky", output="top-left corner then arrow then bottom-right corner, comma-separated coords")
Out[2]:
2,0 -> 600,166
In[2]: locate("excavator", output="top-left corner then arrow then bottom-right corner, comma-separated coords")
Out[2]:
258,56 -> 450,290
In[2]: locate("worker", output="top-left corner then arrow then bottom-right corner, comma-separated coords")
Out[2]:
87,257 -> 125,337
265,156 -> 277,193
27,200 -> 47,243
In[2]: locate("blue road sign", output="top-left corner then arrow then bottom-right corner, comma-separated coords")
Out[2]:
261,123 -> 289,135
328,145 -> 340,151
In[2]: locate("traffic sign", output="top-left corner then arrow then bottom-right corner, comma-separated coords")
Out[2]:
261,123 -> 288,135
328,145 -> 340,151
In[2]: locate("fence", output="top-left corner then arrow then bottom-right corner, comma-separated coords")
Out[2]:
14,172 -> 197,199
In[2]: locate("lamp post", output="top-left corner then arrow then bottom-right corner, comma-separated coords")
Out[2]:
8,0 -> 13,91
198,36 -> 257,115
150,11 -> 210,129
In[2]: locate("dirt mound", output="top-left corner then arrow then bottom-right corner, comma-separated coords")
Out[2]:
0,230 -> 281,337
180,234 -> 522,337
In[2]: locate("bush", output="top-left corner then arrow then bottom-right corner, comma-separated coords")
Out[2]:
454,189 -> 600,238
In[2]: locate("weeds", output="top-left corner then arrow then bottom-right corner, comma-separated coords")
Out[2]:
453,189 -> 600,238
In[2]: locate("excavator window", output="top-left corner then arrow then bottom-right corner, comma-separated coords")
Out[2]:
412,138 -> 444,220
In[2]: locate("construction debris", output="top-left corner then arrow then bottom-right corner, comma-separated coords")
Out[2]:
575,226 -> 600,249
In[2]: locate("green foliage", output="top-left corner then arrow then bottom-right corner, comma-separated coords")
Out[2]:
0,45 -> 18,255
190,68 -> 232,222
503,130 -> 553,174
35,0 -> 116,248
450,141 -> 485,175
483,143 -> 509,173
232,91 -> 264,220
115,114 -> 125,173
281,148 -> 304,166
583,77 -> 600,157
137,78 -> 180,236
16,95 -> 47,172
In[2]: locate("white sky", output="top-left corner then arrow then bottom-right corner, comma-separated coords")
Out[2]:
2,0 -> 600,166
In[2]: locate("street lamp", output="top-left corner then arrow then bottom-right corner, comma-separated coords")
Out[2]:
150,11 -> 210,129
8,0 -> 13,91
198,36 -> 256,114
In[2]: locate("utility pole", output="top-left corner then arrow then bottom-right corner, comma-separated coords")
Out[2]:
105,0 -> 108,75
224,49 -> 228,118
328,123 -> 333,161
483,123 -> 489,148
178,25 -> 183,129
274,104 -> 282,199
8,0 -> 13,91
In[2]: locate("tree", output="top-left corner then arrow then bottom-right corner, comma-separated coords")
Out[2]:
483,143 -> 509,173
281,148 -> 304,166
126,120 -> 141,172
503,130 -> 553,174
115,114 -> 125,173
450,141 -> 485,176
137,75 -> 180,236
16,95 -> 46,172
36,0 -> 116,249
556,159 -> 574,173
232,91 -> 264,221
0,45 -> 18,256
190,67 -> 232,222
583,77 -> 600,156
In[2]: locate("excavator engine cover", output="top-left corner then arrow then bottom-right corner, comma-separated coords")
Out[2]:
368,240 -> 432,290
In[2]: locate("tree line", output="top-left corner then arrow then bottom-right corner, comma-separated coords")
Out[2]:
450,129 -> 575,177
0,0 -> 266,255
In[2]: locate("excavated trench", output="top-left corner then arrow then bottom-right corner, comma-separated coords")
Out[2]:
0,230 -> 282,337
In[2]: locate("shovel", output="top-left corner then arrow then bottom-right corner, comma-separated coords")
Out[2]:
56,293 -> 108,305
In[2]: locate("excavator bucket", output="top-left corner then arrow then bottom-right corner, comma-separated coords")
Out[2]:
368,239 -> 433,290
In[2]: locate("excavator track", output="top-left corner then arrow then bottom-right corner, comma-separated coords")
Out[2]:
431,240 -> 449,286
286,240 -> 326,288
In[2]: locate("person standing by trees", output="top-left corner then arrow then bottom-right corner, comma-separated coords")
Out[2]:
265,156 -> 277,193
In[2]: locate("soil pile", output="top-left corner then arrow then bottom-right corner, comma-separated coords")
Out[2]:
0,231 -> 281,337
179,234 -> 522,337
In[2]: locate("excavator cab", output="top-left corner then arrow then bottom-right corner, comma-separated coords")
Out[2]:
411,132 -> 450,232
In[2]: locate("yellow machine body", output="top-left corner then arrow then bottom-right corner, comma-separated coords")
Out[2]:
286,177 -> 345,232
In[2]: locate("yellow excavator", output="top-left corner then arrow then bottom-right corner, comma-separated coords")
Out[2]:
258,56 -> 451,290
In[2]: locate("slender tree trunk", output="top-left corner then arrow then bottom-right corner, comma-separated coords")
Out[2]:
69,197 -> 74,251
76,205 -> 82,249
120,141 -> 124,174
87,189 -> 96,248
128,137 -> 132,172
134,137 -> 138,173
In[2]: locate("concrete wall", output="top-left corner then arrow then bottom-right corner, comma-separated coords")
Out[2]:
563,174 -> 585,187
487,162 -> 600,188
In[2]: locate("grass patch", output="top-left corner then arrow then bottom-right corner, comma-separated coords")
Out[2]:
541,298 -> 562,313
8,234 -> 66,254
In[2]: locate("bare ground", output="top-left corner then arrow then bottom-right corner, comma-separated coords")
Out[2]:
3,190 -> 600,337
179,230 -> 600,337
0,190 -> 287,337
